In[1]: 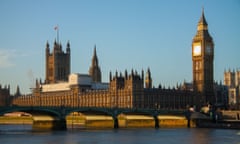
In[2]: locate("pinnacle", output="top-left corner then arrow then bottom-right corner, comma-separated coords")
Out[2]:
198,8 -> 208,26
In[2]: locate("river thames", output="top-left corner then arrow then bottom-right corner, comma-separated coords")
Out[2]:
0,125 -> 240,144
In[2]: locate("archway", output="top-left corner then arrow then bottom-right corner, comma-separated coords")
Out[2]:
66,108 -> 115,129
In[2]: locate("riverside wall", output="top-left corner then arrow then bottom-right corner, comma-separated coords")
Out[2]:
0,115 -> 192,128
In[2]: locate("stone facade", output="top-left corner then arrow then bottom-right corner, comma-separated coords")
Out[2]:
12,70 -> 201,110
45,41 -> 70,84
0,85 -> 10,106
192,9 -> 215,104
11,10 -> 209,110
89,46 -> 102,83
224,69 -> 240,108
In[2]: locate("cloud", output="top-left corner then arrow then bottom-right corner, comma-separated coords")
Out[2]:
0,49 -> 16,68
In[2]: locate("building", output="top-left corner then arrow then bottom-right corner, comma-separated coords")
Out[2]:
13,69 -> 200,110
0,85 -> 10,106
192,9 -> 215,104
40,73 -> 108,93
145,68 -> 152,89
224,69 -> 240,109
12,10 -> 213,110
45,40 -> 70,84
224,69 -> 240,88
214,82 -> 228,108
89,46 -> 102,83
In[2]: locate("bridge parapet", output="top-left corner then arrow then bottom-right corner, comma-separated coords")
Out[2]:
1,106 -> 185,118
0,106 -> 186,129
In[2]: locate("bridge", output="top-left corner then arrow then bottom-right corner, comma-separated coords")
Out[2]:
0,106 -> 187,130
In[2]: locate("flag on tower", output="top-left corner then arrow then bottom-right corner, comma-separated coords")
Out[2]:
54,25 -> 59,44
54,26 -> 58,30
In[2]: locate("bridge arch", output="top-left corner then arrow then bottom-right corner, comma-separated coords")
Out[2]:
65,107 -> 118,128
65,107 -> 113,117
0,106 -> 67,130
0,106 -> 61,118
116,108 -> 159,128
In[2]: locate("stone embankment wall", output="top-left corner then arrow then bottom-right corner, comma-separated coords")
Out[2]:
221,111 -> 240,120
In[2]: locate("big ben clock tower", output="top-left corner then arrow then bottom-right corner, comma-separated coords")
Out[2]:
192,9 -> 215,104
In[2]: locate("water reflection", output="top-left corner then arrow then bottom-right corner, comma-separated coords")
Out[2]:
0,125 -> 240,144
0,124 -> 32,133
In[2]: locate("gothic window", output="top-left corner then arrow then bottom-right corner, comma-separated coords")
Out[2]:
195,61 -> 202,70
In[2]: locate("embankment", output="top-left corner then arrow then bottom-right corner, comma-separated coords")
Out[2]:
0,115 -> 192,128
0,116 -> 33,124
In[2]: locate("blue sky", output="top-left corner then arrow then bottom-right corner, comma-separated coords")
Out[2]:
0,0 -> 239,94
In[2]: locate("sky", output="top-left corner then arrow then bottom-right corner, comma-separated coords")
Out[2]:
0,0 -> 240,94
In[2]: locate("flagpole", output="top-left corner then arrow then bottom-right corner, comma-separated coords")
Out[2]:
57,28 -> 59,44
54,25 -> 59,44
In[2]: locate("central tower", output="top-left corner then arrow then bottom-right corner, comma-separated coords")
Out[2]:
89,45 -> 102,82
45,40 -> 71,84
192,9 -> 214,104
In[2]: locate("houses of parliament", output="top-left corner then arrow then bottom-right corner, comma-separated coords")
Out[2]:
1,10 -> 232,109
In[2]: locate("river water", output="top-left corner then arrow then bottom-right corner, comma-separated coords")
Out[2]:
0,125 -> 240,144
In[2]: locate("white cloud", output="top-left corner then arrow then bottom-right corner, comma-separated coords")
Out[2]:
0,49 -> 16,68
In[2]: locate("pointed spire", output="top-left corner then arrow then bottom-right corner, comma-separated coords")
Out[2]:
109,71 -> 112,81
46,41 -> 50,53
53,39 -> 59,53
15,85 -> 21,96
92,45 -> 98,66
46,41 -> 50,48
199,7 -> 208,26
197,7 -> 208,31
94,44 -> 97,57
40,78 -> 42,84
89,45 -> 102,82
146,67 -> 151,78
66,41 -> 70,53
145,67 -> 152,88
131,69 -> 134,76
67,41 -> 70,48
125,69 -> 128,79
60,43 -> 62,51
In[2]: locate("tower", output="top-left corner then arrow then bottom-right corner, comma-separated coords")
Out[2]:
45,40 -> 71,84
224,69 -> 235,88
192,9 -> 214,104
89,45 -> 102,82
14,85 -> 21,96
145,68 -> 152,88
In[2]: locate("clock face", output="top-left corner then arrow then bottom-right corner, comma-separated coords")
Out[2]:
193,45 -> 201,56
206,45 -> 212,54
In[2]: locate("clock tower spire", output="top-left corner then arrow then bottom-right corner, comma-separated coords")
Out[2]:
89,45 -> 102,82
192,9 -> 215,104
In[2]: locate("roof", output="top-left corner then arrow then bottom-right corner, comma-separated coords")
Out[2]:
198,9 -> 208,26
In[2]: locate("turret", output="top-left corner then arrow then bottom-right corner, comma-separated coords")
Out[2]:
66,41 -> 70,54
141,69 -> 144,80
89,45 -> 102,82
125,70 -> 128,79
46,41 -> 50,54
92,45 -> 98,66
109,71 -> 112,81
145,68 -> 152,88
15,85 -> 21,96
